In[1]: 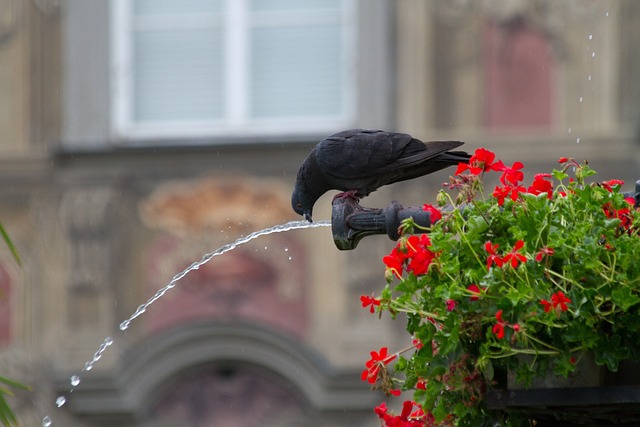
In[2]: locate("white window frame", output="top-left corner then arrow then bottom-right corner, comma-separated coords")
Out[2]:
110,0 -> 358,144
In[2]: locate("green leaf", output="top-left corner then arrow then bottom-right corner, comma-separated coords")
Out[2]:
0,224 -> 20,267
594,336 -> 629,371
0,377 -> 30,392
552,170 -> 569,181
0,377 -> 30,427
612,287 -> 640,311
0,394 -> 18,427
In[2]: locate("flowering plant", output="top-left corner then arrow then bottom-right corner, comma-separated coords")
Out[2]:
362,148 -> 640,426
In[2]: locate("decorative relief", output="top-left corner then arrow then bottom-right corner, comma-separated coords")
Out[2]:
139,176 -> 309,337
139,176 -> 294,236
60,186 -> 124,327
0,0 -> 20,46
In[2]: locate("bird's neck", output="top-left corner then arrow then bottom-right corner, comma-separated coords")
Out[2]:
303,154 -> 331,199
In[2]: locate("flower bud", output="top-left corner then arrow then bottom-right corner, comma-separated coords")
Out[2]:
436,190 -> 448,207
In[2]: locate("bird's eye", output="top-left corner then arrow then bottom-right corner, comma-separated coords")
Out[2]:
296,203 -> 302,209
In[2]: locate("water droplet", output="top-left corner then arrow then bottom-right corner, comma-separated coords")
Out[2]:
70,375 -> 81,387
264,246 -> 268,250
288,256 -> 292,261
83,362 -> 93,371
579,97 -> 583,103
588,75 -> 592,81
567,127 -> 572,134
55,396 -> 66,408
588,34 -> 593,40
592,52 -> 596,58
576,137 -> 581,144
105,336 -> 114,345
606,11 -> 609,16
42,416 -> 52,426
119,320 -> 130,331
284,247 -> 289,252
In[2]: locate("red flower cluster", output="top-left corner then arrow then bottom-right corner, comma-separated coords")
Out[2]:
455,148 -> 501,176
484,240 -> 527,269
492,309 -> 520,339
374,401 -> 433,427
603,198 -> 635,235
601,179 -> 625,192
383,235 -> 438,279
456,148 -> 572,206
362,347 -> 397,384
540,291 -> 571,313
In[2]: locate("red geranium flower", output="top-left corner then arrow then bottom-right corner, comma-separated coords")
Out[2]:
412,338 -> 423,350
375,400 -> 428,426
535,246 -> 554,262
495,160 -> 525,186
492,309 -> 520,339
405,235 -> 437,275
601,179 -> 624,192
455,148 -> 501,176
502,240 -> 527,268
362,347 -> 396,384
484,241 -> 503,269
551,291 -> 571,311
422,204 -> 442,224
446,299 -> 456,312
492,184 -> 525,206
603,201 -> 633,232
467,284 -> 482,301
383,247 -> 405,279
528,173 -> 553,198
541,291 -> 572,313
360,295 -> 381,313
492,310 -> 506,339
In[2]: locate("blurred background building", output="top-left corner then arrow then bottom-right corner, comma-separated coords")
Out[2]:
0,0 -> 639,425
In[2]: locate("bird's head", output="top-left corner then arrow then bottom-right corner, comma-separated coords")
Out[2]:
291,186 -> 314,222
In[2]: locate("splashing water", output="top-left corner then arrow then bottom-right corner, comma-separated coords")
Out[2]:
42,219 -> 329,426
55,396 -> 66,408
119,220 -> 329,331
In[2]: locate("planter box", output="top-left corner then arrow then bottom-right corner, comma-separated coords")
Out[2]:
508,353 -> 603,389
489,359 -> 640,425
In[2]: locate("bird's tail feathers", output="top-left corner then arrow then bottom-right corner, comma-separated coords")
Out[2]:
436,150 -> 472,164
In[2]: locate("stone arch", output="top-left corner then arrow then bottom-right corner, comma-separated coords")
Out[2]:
64,321 -> 376,425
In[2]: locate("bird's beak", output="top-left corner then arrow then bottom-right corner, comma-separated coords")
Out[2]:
303,212 -> 313,223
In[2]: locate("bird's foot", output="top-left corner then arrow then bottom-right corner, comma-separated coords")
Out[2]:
332,190 -> 361,203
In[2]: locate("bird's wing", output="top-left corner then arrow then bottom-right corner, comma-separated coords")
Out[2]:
316,129 -> 464,180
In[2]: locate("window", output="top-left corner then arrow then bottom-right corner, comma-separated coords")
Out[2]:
111,0 -> 357,142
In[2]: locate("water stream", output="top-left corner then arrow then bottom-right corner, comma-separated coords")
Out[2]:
42,219 -> 330,426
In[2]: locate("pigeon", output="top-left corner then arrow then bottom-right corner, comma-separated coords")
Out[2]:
292,129 -> 471,222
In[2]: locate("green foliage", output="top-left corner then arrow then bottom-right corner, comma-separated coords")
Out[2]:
0,376 -> 30,427
373,154 -> 640,425
0,223 -> 27,426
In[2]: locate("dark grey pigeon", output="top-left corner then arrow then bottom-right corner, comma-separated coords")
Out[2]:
292,129 -> 471,222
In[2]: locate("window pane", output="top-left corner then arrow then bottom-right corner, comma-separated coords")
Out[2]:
250,25 -> 342,118
134,29 -> 225,122
251,0 -> 341,12
123,0 -> 351,134
134,0 -> 222,16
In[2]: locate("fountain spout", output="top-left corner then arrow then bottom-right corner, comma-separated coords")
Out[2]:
331,197 -> 432,250
623,180 -> 640,207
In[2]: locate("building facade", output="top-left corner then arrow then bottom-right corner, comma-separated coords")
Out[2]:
0,1 -> 639,425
